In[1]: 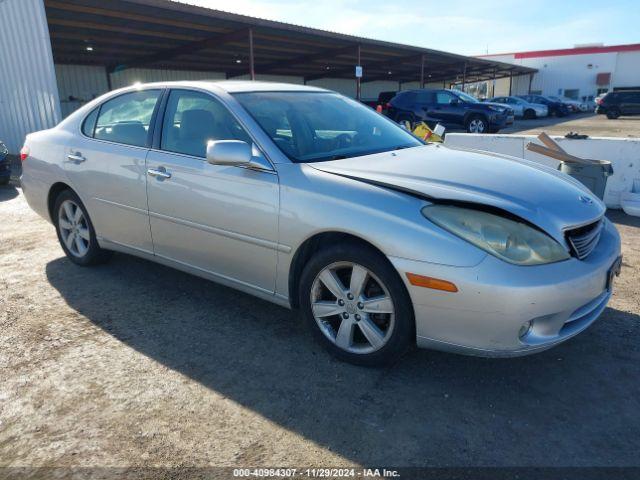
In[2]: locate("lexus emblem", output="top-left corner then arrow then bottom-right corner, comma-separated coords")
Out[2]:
579,195 -> 593,205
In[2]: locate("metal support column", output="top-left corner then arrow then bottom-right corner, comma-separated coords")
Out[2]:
528,73 -> 533,94
420,54 -> 425,88
356,44 -> 361,100
508,70 -> 513,96
461,62 -> 467,90
248,28 -> 255,81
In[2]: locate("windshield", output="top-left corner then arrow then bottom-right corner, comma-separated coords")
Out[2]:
453,91 -> 479,103
233,91 -> 423,163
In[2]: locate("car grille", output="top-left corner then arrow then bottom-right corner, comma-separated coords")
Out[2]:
565,219 -> 603,260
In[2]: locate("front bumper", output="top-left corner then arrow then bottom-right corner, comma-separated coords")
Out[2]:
534,107 -> 548,117
389,218 -> 621,357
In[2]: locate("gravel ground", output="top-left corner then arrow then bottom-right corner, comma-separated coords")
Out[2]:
1,181 -> 639,473
502,112 -> 640,138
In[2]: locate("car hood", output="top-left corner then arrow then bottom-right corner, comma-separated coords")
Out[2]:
309,144 -> 605,243
480,102 -> 510,111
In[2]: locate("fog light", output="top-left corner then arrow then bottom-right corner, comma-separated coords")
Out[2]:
518,320 -> 533,340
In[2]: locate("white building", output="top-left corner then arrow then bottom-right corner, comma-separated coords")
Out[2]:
479,43 -> 640,101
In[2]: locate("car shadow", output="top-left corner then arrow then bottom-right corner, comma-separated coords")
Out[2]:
0,183 -> 19,201
607,209 -> 640,228
45,254 -> 640,466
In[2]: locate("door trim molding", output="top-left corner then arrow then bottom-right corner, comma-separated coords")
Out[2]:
149,210 -> 292,253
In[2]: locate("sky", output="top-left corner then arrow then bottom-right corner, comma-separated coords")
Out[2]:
176,0 -> 640,56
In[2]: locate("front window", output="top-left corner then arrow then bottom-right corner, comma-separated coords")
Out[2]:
452,91 -> 479,104
233,92 -> 422,163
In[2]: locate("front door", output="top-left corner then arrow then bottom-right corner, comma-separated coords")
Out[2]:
64,89 -> 163,254
145,89 -> 279,293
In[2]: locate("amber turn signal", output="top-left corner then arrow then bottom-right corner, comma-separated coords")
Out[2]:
405,273 -> 458,292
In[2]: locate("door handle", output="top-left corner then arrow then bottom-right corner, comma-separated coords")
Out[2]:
147,167 -> 172,179
67,153 -> 86,163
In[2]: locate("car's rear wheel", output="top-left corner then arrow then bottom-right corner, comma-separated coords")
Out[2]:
396,114 -> 414,129
606,108 -> 620,119
523,109 -> 536,120
299,243 -> 414,366
466,115 -> 487,133
54,190 -> 112,266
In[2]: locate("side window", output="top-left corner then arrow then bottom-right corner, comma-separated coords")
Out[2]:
161,90 -> 251,158
82,107 -> 99,137
435,92 -> 455,105
94,90 -> 161,147
415,91 -> 434,104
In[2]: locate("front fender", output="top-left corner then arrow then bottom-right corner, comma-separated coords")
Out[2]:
274,163 -> 486,297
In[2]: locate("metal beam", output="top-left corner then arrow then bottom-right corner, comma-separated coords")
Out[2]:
109,28 -> 249,72
305,53 -> 423,82
241,44 -> 356,76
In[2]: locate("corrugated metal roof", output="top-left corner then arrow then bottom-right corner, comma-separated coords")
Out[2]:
0,0 -> 61,153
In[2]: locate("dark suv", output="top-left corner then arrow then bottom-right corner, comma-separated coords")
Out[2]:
0,141 -> 10,185
517,94 -> 570,117
596,91 -> 640,119
386,89 -> 514,133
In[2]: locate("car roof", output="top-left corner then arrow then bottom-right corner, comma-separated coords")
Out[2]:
115,80 -> 330,94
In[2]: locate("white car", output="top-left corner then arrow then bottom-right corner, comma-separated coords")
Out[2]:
489,96 -> 548,119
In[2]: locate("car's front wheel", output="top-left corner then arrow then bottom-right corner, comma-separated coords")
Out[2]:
523,109 -> 536,120
299,243 -> 414,366
53,190 -> 112,266
466,115 -> 487,133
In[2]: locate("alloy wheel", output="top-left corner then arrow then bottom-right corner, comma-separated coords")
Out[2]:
58,199 -> 90,258
310,261 -> 395,354
468,118 -> 486,133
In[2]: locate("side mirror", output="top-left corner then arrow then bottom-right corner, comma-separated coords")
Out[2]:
206,140 -> 252,166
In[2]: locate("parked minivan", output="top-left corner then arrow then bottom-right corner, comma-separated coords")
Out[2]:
596,91 -> 640,119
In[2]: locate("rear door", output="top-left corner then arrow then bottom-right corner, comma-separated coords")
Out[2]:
64,89 -> 163,254
145,88 -> 279,292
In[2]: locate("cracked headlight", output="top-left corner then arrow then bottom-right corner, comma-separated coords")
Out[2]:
422,205 -> 570,265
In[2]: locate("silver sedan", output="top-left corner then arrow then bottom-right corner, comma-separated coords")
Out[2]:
489,96 -> 549,119
20,81 -> 621,366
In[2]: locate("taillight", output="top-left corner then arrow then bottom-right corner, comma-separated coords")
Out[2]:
20,145 -> 29,162
595,97 -> 603,105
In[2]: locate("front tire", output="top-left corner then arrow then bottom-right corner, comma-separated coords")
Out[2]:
53,190 -> 112,266
299,243 -> 414,366
523,109 -> 536,120
466,114 -> 487,133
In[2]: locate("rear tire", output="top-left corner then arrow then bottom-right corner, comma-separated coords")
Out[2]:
606,108 -> 620,119
523,109 -> 536,120
53,189 -> 112,266
396,114 -> 414,129
299,242 -> 414,367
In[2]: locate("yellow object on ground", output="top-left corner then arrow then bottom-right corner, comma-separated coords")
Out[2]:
412,122 -> 443,143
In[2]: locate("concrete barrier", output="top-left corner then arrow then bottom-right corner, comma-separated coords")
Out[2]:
443,133 -> 640,209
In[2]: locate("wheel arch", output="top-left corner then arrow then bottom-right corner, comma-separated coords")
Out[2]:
288,231 -> 390,310
47,182 -> 74,222
464,110 -> 488,125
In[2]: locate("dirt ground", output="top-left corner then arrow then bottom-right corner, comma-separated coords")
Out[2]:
1,180 -> 639,475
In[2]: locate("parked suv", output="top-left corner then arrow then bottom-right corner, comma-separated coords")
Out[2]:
517,94 -> 570,117
0,141 -> 10,185
387,89 -> 513,133
596,91 -> 640,119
